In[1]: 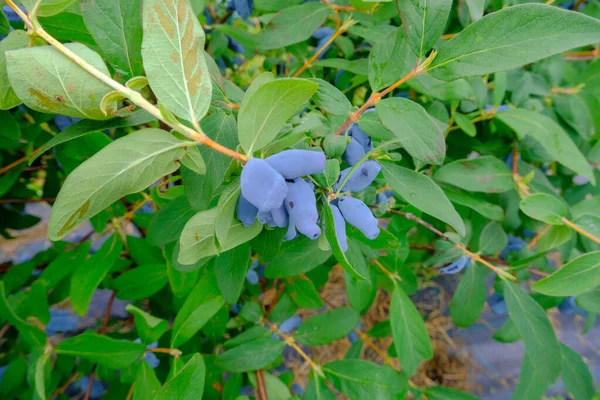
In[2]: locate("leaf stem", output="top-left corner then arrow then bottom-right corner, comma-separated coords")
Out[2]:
562,218 -> 600,244
527,224 -> 551,249
388,209 -> 449,240
0,146 -> 43,176
456,244 -> 515,280
263,318 -> 323,376
371,259 -> 400,281
5,0 -> 247,163
292,19 -> 355,77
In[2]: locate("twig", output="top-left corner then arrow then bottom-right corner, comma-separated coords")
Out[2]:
389,209 -> 449,240
147,347 -> 182,357
0,146 -> 43,176
456,244 -> 515,280
50,373 -> 81,399
562,218 -> 600,244
263,318 -> 323,375
5,0 -> 247,163
527,225 -> 551,249
100,291 -> 116,334
256,370 -> 268,400
83,368 -> 96,400
0,323 -> 11,341
293,20 -> 354,77
371,259 -> 399,281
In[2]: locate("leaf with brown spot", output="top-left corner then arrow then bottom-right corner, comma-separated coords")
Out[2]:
49,129 -> 195,240
142,0 -> 212,123
7,44 -> 114,119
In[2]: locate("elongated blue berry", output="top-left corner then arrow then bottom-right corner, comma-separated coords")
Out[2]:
241,158 -> 287,212
338,196 -> 380,239
279,315 -> 302,333
266,150 -> 326,179
440,255 -> 471,275
237,195 -> 258,227
330,204 -> 348,252
285,178 -> 321,240
349,122 -> 373,152
333,160 -> 381,192
285,218 -> 297,241
343,138 -> 365,166
257,210 -> 275,227
271,203 -> 288,228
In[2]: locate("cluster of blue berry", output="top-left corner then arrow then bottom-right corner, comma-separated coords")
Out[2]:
236,120 -> 384,253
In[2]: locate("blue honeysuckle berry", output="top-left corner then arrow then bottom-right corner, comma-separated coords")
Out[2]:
333,160 -> 382,193
312,27 -> 334,59
499,235 -> 526,259
237,194 -> 258,227
266,149 -> 326,179
231,304 -> 242,314
284,178 -> 321,240
133,339 -> 161,368
54,115 -> 82,131
279,315 -> 302,333
257,209 -> 276,227
45,309 -> 79,336
376,189 -> 395,204
227,0 -> 254,19
227,36 -> 244,54
348,121 -> 373,152
73,376 -> 106,399
2,5 -> 25,23
240,158 -> 288,212
487,293 -> 507,315
284,217 -> 298,241
330,203 -> 348,252
246,269 -> 259,285
343,138 -> 366,166
393,92 -> 409,98
337,196 -> 380,240
271,202 -> 289,228
291,383 -> 305,396
558,296 -> 587,317
440,255 -> 471,274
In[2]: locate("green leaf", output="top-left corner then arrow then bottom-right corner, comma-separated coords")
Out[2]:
443,187 -> 504,221
381,161 -> 465,236
345,269 -> 377,314
0,31 -> 30,110
323,202 -> 367,280
453,112 -> 476,137
148,196 -> 196,246
21,0 -> 76,17
554,94 -> 595,140
390,284 -> 433,375
214,180 -> 241,247
49,129 -> 192,240
113,264 -> 168,300
408,75 -> 475,102
560,344 -> 595,400
531,251 -> 600,296
450,264 -> 487,327
238,78 -> 318,154
429,4 -> 600,81
519,193 -> 568,225
215,243 -> 251,304
179,207 -> 263,265
70,234 -> 123,315
434,156 -> 514,193
369,28 -> 415,92
264,236 -> 332,278
171,270 -> 224,347
492,319 -> 520,343
287,278 -> 323,309
39,12 -> 96,45
155,354 -> 206,400
216,338 -> 284,372
125,304 -> 169,345
376,98 -> 445,165
576,286 -> 600,313
310,78 -> 352,116
31,347 -> 51,400
133,360 -> 161,400
512,353 -> 551,400
257,2 -> 330,50
503,281 -> 561,386
0,9 -> 9,36
396,0 -> 452,58
424,386 -> 481,400
306,371 -> 337,400
574,214 -> 600,252
6,43 -> 114,119
294,308 -> 360,346
478,221 -> 508,256
55,331 -> 145,369
29,111 -> 156,164
496,109 -> 595,184
537,225 -> 572,253
323,359 -> 408,399
38,244 -> 90,290
182,109 -> 239,211
0,282 -> 46,349
142,0 -> 212,122
81,0 -> 144,79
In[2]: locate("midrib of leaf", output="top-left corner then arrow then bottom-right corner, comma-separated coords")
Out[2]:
323,367 -> 392,389
544,259 -> 600,282
393,283 -> 419,361
46,57 -> 94,118
419,0 -> 428,58
117,0 -> 134,77
171,296 -> 222,346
